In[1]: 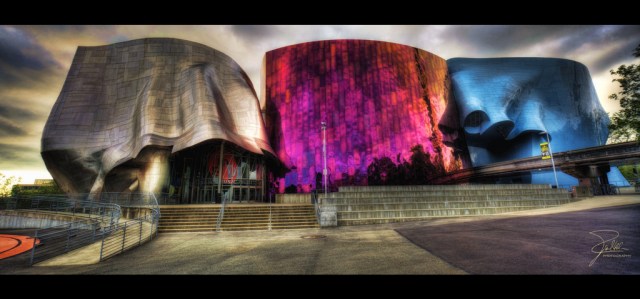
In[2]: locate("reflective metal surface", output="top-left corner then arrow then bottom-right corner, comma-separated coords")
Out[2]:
447,57 -> 627,185
42,38 -> 274,195
264,40 -> 470,191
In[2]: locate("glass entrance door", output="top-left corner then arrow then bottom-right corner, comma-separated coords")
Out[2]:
170,141 -> 266,204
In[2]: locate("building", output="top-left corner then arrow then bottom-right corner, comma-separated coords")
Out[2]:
42,38 -> 277,203
448,58 -> 628,186
42,38 -> 627,202
13,179 -> 57,193
264,40 -> 469,192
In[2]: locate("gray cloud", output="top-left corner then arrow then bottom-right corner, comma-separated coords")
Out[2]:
441,25 -> 640,59
554,25 -> 640,53
0,118 -> 26,136
0,26 -> 63,90
0,143 -> 42,168
0,103 -> 39,120
440,25 -> 564,55
0,26 -> 58,71
589,36 -> 640,73
0,103 -> 40,137
229,25 -> 280,39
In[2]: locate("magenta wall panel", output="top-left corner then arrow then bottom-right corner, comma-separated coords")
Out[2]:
264,40 -> 468,192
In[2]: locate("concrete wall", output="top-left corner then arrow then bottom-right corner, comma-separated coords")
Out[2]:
275,194 -> 311,204
120,206 -> 156,220
0,210 -> 92,229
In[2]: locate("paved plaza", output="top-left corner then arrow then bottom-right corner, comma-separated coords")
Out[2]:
1,195 -> 638,274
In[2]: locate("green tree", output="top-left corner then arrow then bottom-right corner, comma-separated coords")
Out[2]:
0,172 -> 21,198
608,44 -> 640,143
617,165 -> 639,184
11,181 -> 63,197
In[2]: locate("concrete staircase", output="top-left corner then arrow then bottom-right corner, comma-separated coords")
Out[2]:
158,204 -> 318,233
322,184 -> 573,226
158,205 -> 220,233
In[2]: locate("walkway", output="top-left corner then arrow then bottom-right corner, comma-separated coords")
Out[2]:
1,194 -> 638,274
397,204 -> 639,274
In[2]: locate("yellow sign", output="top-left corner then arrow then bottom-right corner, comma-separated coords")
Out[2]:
540,142 -> 551,160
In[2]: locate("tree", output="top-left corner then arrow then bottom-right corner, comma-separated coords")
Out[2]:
617,164 -> 639,184
366,157 -> 398,186
408,145 -> 438,184
608,44 -> 640,143
0,172 -> 21,198
11,181 -> 63,197
284,184 -> 298,194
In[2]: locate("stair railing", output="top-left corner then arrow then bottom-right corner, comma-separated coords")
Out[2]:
216,186 -> 232,232
312,190 -> 321,226
268,201 -> 273,231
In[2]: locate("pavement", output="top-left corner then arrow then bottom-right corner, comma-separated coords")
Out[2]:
1,194 -> 638,274
397,204 -> 640,274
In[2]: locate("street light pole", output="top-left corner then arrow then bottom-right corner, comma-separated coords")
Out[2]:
541,131 -> 560,188
321,121 -> 328,202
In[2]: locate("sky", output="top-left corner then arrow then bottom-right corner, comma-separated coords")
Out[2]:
0,25 -> 639,184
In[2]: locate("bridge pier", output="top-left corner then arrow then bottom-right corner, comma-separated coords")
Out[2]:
561,164 -> 612,195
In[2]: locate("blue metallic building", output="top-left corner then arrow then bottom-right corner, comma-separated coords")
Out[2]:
448,58 -> 628,186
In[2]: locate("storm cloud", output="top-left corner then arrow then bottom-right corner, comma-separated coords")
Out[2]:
0,26 -> 61,88
0,142 -> 43,169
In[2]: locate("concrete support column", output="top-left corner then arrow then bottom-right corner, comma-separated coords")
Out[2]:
563,164 -> 611,196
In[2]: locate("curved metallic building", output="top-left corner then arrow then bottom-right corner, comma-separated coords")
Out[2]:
42,38 -> 275,200
264,40 -> 470,192
43,38 -> 628,199
447,57 -> 627,185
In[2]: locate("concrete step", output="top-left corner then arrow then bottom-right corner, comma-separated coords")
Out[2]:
337,206 -> 557,225
271,216 -> 318,220
158,204 -> 318,232
222,209 -> 315,213
322,193 -> 570,204
158,227 -> 216,233
270,225 -> 320,230
160,209 -> 221,213
314,185 -> 573,226
337,184 -> 553,192
158,221 -> 217,226
160,211 -> 219,214
333,199 -> 572,211
160,215 -> 220,218
323,191 -> 568,199
158,206 -> 221,233
159,224 -> 217,228
337,205 -> 564,221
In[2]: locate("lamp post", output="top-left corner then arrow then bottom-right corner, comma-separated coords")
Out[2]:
540,131 -> 559,188
321,121 -> 328,202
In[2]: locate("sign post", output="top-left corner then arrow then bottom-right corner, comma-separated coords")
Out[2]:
540,132 -> 559,188
321,121 -> 327,203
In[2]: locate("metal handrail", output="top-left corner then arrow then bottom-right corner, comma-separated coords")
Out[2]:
1,193 -> 160,265
29,220 -> 101,265
268,201 -> 272,231
99,211 -> 159,261
216,186 -> 232,232
312,190 -> 321,226
2,195 -> 122,228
